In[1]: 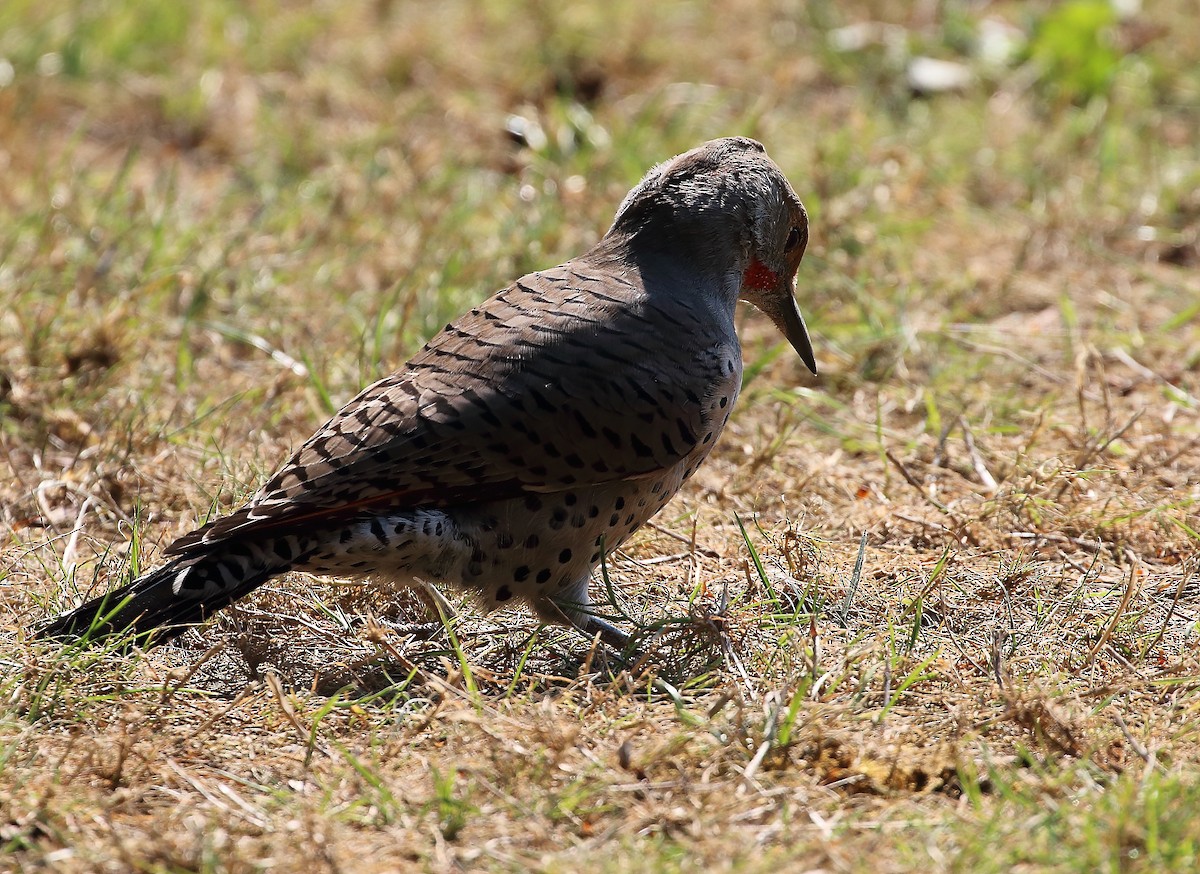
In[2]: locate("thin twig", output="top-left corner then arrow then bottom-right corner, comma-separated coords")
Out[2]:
1055,408 -> 1144,501
1109,347 -> 1198,407
1143,564 -> 1194,659
1084,562 -> 1139,666
646,520 -> 720,558
1009,531 -> 1105,552
959,416 -> 999,494
884,450 -> 952,516
1112,713 -> 1154,767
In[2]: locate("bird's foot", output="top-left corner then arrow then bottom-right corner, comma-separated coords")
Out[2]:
574,613 -> 633,652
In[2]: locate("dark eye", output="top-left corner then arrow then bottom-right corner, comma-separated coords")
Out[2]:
785,226 -> 804,253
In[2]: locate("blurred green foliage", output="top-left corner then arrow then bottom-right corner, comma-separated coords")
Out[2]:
1028,0 -> 1122,104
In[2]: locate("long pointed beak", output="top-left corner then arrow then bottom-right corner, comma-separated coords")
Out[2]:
780,290 -> 817,375
742,258 -> 818,375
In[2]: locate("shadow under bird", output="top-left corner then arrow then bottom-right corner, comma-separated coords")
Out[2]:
37,136 -> 817,650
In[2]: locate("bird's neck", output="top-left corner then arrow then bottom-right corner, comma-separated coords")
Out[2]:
595,224 -> 746,306
578,235 -> 741,352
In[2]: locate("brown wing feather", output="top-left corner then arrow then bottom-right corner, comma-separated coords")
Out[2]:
166,258 -> 729,556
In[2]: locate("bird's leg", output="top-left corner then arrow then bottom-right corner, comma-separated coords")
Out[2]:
573,612 -> 632,652
535,591 -> 634,654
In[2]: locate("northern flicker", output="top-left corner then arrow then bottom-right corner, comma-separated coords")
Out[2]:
37,137 -> 816,650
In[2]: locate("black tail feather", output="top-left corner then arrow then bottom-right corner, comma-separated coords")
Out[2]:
35,555 -> 286,645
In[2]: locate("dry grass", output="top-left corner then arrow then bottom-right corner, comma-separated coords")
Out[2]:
3,0 -> 1200,871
